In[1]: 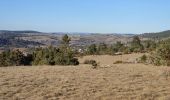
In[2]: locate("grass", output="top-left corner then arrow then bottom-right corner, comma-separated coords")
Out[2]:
0,53 -> 170,100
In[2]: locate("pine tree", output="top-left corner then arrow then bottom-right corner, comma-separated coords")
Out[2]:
131,36 -> 144,52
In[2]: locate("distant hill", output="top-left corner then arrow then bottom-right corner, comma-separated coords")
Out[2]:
2,29 -> 170,49
0,30 -> 41,34
141,30 -> 170,39
0,30 -> 141,49
0,32 -> 43,48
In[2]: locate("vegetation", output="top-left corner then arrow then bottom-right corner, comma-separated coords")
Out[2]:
138,38 -> 170,66
130,36 -> 144,52
0,34 -> 79,67
0,50 -> 32,67
113,60 -> 123,64
85,36 -> 145,55
149,40 -> 170,66
142,30 -> 170,39
86,44 -> 97,55
2,31 -> 170,67
32,46 -> 79,66
84,59 -> 98,68
143,40 -> 156,52
138,54 -> 147,64
84,59 -> 97,64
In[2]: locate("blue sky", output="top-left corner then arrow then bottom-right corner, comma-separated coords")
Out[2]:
0,0 -> 170,33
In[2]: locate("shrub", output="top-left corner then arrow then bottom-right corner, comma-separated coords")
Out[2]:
32,47 -> 79,66
32,34 -> 79,66
84,59 -> 96,64
113,60 -> 123,64
0,50 -> 32,67
84,59 -> 98,68
130,36 -> 144,52
87,44 -> 97,55
138,54 -> 147,63
70,58 -> 79,65
149,42 -> 170,66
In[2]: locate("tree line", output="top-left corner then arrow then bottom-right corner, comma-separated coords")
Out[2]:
1,34 -> 169,67
0,34 -> 79,67
85,36 -> 156,55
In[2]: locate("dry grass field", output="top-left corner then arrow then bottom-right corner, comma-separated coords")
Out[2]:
1,53 -> 170,100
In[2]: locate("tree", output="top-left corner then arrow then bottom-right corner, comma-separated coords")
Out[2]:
98,43 -> 108,54
87,44 -> 97,55
62,34 -> 71,46
143,40 -> 156,51
109,41 -> 125,54
32,34 -> 79,66
0,34 -> 79,67
130,36 -> 144,52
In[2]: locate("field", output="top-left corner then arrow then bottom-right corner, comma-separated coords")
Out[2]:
0,54 -> 170,100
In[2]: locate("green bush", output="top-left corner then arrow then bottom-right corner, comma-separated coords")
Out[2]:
32,47 -> 79,66
32,34 -> 79,66
86,44 -> 97,55
130,36 -> 144,52
149,40 -> 170,66
0,50 -> 33,67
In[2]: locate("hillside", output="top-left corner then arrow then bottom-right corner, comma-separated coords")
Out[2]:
141,30 -> 170,39
0,30 -> 134,49
2,30 -> 170,50
0,32 -> 43,48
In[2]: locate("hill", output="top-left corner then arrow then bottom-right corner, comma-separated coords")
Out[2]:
0,30 -> 41,34
141,30 -> 170,39
0,30 -> 135,49
2,29 -> 170,50
0,32 -> 43,48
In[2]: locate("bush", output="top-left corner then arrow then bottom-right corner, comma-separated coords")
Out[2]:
70,58 -> 79,65
84,59 -> 96,64
84,59 -> 98,68
32,47 -> 79,66
130,36 -> 144,52
0,50 -> 33,67
138,54 -> 147,63
149,42 -> 170,66
113,60 -> 123,64
86,44 -> 97,55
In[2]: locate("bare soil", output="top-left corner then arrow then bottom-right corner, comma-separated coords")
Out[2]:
0,53 -> 170,100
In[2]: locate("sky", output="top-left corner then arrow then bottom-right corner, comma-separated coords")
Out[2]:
0,0 -> 170,34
